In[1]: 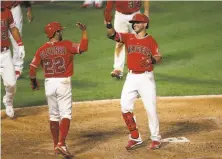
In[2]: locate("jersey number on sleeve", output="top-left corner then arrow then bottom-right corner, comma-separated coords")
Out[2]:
44,56 -> 66,74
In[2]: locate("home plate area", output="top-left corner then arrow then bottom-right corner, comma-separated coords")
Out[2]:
1,96 -> 222,159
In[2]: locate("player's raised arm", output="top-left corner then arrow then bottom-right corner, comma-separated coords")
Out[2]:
23,1 -> 33,23
143,0 -> 150,18
104,1 -> 114,24
106,22 -> 124,43
76,22 -> 88,53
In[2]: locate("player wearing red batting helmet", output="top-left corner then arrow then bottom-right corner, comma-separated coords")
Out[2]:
129,13 -> 149,30
104,1 -> 150,80
106,13 -> 162,150
44,21 -> 65,39
29,21 -> 88,158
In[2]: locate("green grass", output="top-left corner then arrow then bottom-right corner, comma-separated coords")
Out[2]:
1,1 -> 222,108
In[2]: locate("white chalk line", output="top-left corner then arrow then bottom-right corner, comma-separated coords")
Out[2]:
72,94 -> 222,105
1,94 -> 222,112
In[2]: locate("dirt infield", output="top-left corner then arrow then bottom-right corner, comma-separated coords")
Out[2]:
1,96 -> 222,159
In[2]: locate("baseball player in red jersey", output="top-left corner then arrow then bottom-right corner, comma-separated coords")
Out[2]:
1,7 -> 25,118
104,0 -> 149,79
1,1 -> 33,79
106,13 -> 162,150
29,21 -> 88,158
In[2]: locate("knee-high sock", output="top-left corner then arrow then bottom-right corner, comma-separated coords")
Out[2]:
50,121 -> 59,147
59,118 -> 70,145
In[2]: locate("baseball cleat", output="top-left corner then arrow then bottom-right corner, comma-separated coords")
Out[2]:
125,139 -> 143,150
125,135 -> 143,150
55,143 -> 72,158
110,70 -> 123,79
3,96 -> 14,118
15,70 -> 22,80
54,147 -> 59,155
149,141 -> 162,150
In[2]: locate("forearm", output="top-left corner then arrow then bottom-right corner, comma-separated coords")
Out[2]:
79,31 -> 88,53
9,27 -> 23,45
143,0 -> 150,17
29,66 -> 37,79
105,1 -> 114,15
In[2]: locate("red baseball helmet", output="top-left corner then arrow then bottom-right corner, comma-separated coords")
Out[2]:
129,13 -> 149,23
129,13 -> 149,29
44,22 -> 65,38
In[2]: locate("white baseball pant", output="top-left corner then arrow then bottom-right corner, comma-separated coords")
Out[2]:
45,77 -> 72,121
0,48 -> 16,106
120,71 -> 161,141
9,5 -> 24,72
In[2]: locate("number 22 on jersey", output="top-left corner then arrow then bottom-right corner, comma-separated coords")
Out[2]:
43,56 -> 66,75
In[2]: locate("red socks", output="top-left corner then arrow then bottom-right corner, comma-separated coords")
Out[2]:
59,118 -> 70,145
50,121 -> 59,147
122,112 -> 139,139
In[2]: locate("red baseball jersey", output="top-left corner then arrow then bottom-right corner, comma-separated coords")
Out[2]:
1,8 -> 15,48
106,0 -> 141,15
30,40 -> 81,78
1,1 -> 22,9
116,33 -> 161,72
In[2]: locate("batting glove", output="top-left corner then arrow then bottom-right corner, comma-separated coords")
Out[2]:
18,45 -> 25,59
30,78 -> 40,90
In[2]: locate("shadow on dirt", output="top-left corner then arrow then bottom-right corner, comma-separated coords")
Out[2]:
161,119 -> 219,138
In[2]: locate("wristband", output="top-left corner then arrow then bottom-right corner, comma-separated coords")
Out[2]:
106,23 -> 113,29
16,40 -> 23,46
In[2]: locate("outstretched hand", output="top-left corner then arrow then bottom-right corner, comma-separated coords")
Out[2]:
76,22 -> 86,31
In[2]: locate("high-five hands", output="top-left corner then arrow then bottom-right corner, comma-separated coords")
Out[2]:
76,22 -> 86,31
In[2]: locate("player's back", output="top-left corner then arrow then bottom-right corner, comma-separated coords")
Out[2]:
37,40 -> 76,78
115,0 -> 141,14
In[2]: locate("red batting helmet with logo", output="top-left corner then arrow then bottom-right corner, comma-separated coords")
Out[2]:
129,13 -> 149,29
44,22 -> 65,38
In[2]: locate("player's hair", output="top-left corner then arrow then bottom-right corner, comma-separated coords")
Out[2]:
145,23 -> 149,29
